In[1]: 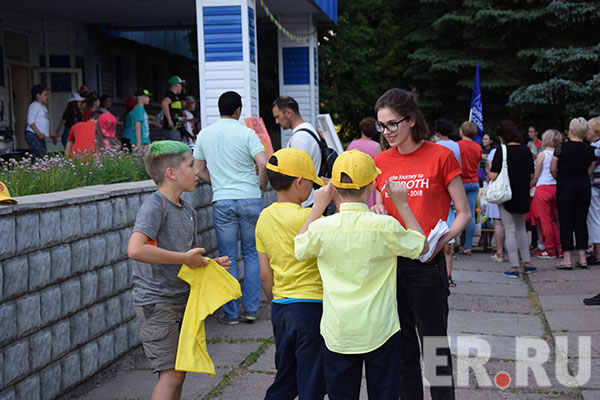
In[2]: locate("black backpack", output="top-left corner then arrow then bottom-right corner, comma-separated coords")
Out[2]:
296,128 -> 338,179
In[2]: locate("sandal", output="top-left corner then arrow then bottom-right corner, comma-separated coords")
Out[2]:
491,254 -> 505,262
575,263 -> 588,269
448,275 -> 456,287
556,263 -> 573,270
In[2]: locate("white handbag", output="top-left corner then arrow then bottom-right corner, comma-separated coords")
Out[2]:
485,144 -> 512,204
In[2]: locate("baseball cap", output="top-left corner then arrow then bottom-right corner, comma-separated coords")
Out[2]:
78,85 -> 92,97
167,75 -> 187,85
331,149 -> 381,189
267,148 -> 325,187
0,181 -> 17,204
68,92 -> 85,102
125,97 -> 137,111
134,88 -> 152,97
98,113 -> 117,138
31,85 -> 50,97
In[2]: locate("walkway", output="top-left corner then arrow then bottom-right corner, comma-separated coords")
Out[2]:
59,252 -> 600,400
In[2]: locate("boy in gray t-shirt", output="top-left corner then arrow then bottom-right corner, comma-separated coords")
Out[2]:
128,141 -> 231,398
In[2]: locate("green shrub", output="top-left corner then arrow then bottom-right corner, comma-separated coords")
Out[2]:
1,146 -> 150,197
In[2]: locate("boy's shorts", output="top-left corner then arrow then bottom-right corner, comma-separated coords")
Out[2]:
135,302 -> 185,373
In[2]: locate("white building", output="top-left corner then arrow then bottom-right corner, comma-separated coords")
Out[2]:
0,0 -> 337,154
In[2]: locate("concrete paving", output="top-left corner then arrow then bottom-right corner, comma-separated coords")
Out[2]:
58,251 -> 600,400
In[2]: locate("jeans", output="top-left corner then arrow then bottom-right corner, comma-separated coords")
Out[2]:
213,198 -> 263,319
463,181 -> 479,250
266,302 -> 326,400
397,253 -> 455,400
25,130 -> 47,159
323,332 -> 401,400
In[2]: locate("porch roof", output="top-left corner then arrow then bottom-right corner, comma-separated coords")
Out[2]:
0,0 -> 336,29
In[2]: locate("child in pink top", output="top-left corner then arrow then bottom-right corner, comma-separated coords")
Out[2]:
347,117 -> 383,208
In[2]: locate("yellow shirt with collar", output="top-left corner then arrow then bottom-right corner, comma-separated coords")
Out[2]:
294,202 -> 424,354
255,202 -> 323,300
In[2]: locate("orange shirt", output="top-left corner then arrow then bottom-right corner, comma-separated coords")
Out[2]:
68,120 -> 97,157
457,139 -> 482,183
374,142 -> 462,236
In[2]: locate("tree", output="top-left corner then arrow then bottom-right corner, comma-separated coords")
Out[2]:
507,1 -> 600,126
317,0 -> 416,141
404,0 -> 556,133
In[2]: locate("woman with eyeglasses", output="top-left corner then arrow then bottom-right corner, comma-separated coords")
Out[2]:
371,88 -> 469,400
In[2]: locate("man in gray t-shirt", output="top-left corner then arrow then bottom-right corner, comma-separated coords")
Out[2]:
131,191 -> 198,306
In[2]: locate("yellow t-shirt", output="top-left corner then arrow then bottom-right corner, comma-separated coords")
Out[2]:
255,202 -> 323,300
295,202 -> 424,354
175,260 -> 241,375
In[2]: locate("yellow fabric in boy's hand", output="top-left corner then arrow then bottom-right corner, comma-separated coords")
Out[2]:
175,259 -> 242,375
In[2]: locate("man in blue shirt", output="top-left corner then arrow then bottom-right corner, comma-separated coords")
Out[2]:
193,91 -> 268,324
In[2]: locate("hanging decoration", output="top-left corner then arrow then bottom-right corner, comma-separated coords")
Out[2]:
260,0 -> 315,42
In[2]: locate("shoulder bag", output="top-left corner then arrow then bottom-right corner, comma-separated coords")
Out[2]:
485,144 -> 512,204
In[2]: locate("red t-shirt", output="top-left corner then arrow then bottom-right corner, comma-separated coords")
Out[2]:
458,139 -> 482,183
68,120 -> 97,157
374,142 -> 462,236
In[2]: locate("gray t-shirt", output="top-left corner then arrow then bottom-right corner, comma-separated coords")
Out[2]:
132,191 -> 199,306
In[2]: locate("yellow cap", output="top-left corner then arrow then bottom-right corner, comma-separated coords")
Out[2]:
266,148 -> 325,186
0,181 -> 17,204
332,149 -> 381,189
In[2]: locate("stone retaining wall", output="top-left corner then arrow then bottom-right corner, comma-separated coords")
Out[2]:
0,180 -> 276,400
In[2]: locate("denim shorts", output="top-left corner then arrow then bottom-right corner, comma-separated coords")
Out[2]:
135,302 -> 185,373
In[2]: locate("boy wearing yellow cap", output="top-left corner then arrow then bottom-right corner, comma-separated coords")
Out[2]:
295,149 -> 429,399
255,147 -> 334,399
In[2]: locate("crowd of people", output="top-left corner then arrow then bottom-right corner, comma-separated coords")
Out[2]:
24,75 -> 200,159
75,82 -> 596,400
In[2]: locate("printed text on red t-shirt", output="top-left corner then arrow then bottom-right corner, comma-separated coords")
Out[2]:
380,174 -> 430,198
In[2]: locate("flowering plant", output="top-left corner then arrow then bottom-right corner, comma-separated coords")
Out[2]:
1,146 -> 149,197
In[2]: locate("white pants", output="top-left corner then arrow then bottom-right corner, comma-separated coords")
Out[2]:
588,189 -> 600,244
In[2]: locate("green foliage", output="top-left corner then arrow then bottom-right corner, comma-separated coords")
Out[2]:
389,0 -> 600,133
508,1 -> 600,125
1,147 -> 149,197
317,0 -> 417,141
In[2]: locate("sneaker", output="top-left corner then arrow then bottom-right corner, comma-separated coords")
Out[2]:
503,270 -> 520,278
491,254 -> 505,262
218,316 -> 239,325
524,266 -> 537,274
586,255 -> 600,266
537,250 -> 557,259
240,312 -> 256,322
583,294 -> 600,306
530,247 -> 544,256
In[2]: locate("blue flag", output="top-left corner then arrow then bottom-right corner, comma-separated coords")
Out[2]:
469,60 -> 483,144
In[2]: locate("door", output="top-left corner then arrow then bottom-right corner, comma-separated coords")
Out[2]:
33,67 -> 82,152
9,65 -> 29,150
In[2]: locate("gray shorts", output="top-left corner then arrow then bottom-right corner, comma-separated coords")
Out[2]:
135,302 -> 185,373
162,129 -> 182,142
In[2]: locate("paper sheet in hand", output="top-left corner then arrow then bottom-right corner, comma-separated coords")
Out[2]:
418,219 -> 449,262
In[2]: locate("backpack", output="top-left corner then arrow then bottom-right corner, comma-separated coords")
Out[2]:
296,128 -> 338,179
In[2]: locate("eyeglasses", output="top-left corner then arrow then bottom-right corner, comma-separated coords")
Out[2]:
374,116 -> 410,133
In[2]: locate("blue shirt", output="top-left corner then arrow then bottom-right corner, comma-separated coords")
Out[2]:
128,105 -> 150,145
193,118 -> 265,202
